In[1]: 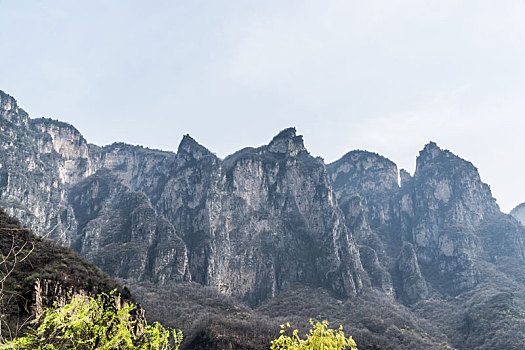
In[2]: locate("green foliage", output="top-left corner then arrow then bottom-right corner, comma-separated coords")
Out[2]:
0,208 -> 126,341
270,319 -> 358,350
1,291 -> 182,350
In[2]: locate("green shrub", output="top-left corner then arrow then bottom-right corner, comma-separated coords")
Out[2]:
1,291 -> 182,350
271,319 -> 358,350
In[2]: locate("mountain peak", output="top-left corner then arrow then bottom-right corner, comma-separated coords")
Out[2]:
177,134 -> 214,161
0,90 -> 28,126
416,141 -> 475,173
415,141 -> 462,174
0,90 -> 17,112
272,127 -> 297,140
510,202 -> 525,224
268,127 -> 305,156
420,141 -> 442,159
327,149 -> 399,195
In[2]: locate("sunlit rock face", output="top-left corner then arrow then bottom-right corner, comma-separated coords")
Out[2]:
0,92 -> 83,246
151,128 -> 367,304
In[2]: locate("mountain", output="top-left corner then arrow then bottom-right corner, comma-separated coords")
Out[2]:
0,90 -> 367,305
2,89 -> 525,349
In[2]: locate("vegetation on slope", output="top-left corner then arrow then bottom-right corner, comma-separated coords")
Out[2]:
2,291 -> 182,350
270,320 -> 357,350
0,208 -> 129,342
131,281 -> 452,350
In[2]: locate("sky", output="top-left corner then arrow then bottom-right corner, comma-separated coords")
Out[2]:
1,0 -> 525,212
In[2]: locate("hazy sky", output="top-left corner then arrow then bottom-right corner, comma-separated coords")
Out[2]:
1,0 -> 525,212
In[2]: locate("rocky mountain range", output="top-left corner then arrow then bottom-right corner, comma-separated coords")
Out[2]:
2,89 -> 525,349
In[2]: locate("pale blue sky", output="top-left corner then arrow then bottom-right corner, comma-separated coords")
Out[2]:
1,0 -> 525,212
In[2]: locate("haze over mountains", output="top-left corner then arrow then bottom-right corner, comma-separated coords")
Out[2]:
2,89 -> 525,349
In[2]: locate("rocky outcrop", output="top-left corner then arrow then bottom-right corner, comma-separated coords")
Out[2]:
510,203 -> 525,225
68,170 -> 190,283
30,278 -> 144,323
31,118 -> 95,184
0,90 -> 29,127
397,242 -> 428,303
90,142 -> 175,205
403,142 -> 487,293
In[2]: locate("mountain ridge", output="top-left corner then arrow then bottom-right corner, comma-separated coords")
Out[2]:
3,89 -> 525,349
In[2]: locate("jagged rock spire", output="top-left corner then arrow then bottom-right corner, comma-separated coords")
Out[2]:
267,127 -> 306,156
177,134 -> 215,161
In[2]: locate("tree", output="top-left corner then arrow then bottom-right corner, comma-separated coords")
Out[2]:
270,319 -> 358,350
0,231 -> 35,343
0,291 -> 182,350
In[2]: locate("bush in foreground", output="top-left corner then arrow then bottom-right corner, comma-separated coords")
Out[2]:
1,291 -> 182,350
271,319 -> 358,350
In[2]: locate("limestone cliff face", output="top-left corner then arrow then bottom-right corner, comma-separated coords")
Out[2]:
0,93 -> 80,246
152,129 -> 367,303
410,142 -> 498,250
327,151 -> 398,295
90,143 -> 175,205
31,118 -> 95,183
397,242 -> 428,303
327,150 -> 400,245
0,91 -> 186,287
404,142 -> 525,293
329,141 -> 525,302
404,142 -> 489,292
68,170 -> 190,284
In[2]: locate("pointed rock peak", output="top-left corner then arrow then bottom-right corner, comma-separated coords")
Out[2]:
414,141 -> 498,212
327,149 -> 399,193
268,127 -> 305,156
177,134 -> 214,160
0,90 -> 17,111
272,127 -> 297,140
334,150 -> 397,169
0,90 -> 28,126
416,141 -> 471,172
510,202 -> 525,224
399,169 -> 412,187
424,140 -> 439,149
416,141 -> 459,172
420,141 -> 442,159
